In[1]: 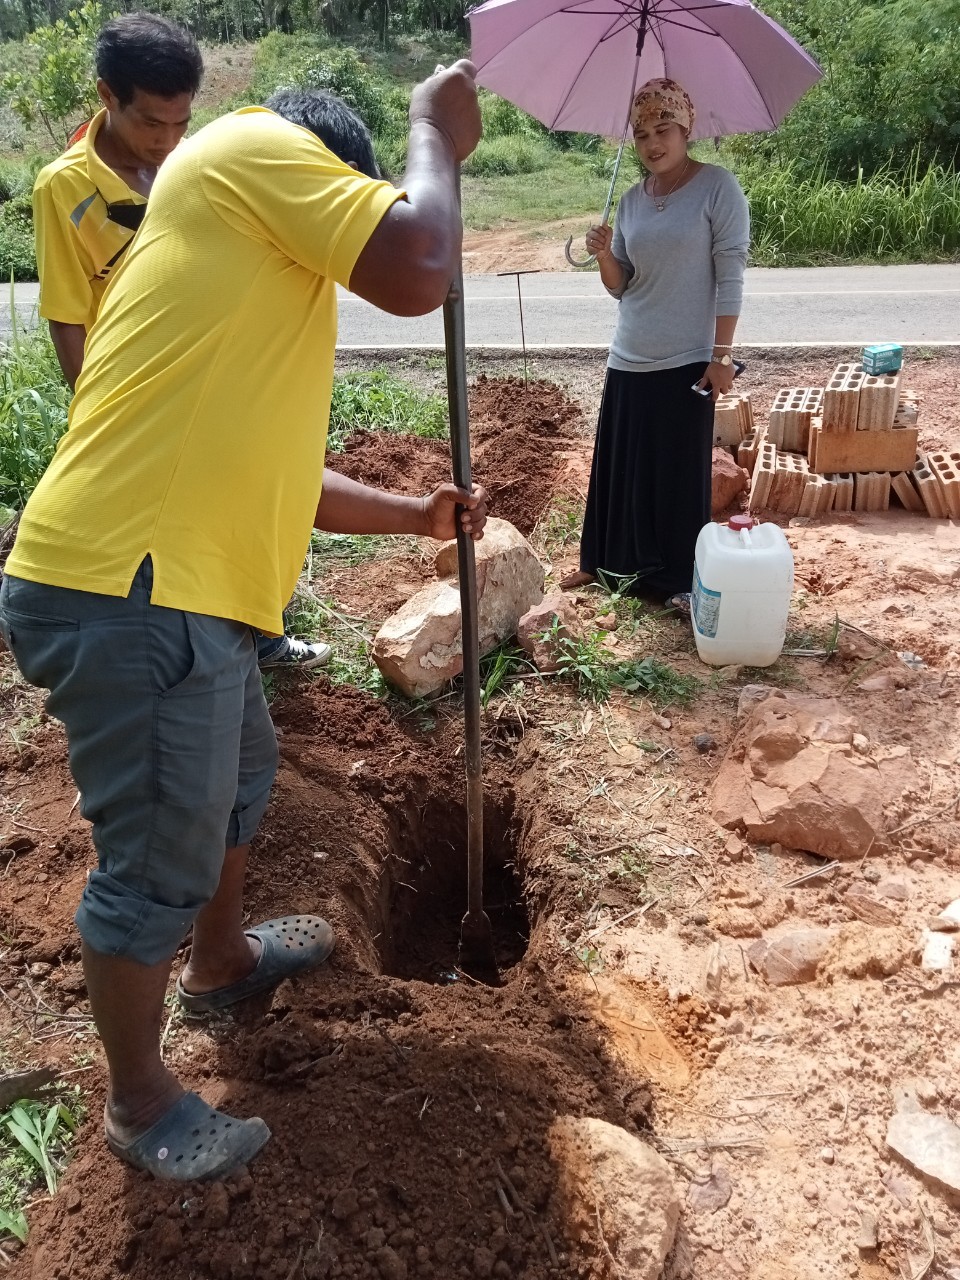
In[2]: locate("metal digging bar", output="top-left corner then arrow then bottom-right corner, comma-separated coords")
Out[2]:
444,171 -> 499,985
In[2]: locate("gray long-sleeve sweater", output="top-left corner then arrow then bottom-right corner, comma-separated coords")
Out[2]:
605,163 -> 750,372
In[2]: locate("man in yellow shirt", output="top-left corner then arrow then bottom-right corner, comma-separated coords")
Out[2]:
33,12 -> 202,388
34,11 -> 330,669
2,65 -> 486,1181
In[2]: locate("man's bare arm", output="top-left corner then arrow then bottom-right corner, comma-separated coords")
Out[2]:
316,469 -> 487,542
348,60 -> 481,318
48,321 -> 85,391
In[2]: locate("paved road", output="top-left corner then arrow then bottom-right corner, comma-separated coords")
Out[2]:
5,264 -> 959,348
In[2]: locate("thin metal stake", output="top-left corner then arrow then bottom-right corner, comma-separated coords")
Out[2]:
496,268 -> 539,389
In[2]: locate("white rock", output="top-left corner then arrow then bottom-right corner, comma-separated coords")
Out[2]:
921,930 -> 955,973
549,1116 -> 679,1280
373,519 -> 544,697
939,898 -> 960,927
887,1098 -> 960,1194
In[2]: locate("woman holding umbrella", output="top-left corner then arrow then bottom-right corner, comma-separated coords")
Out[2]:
561,78 -> 749,610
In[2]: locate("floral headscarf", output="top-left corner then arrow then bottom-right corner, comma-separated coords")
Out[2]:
630,78 -> 695,137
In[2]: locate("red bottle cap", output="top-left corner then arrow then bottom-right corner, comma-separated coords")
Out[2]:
728,515 -> 755,531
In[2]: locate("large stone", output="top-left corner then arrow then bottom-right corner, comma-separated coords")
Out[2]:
712,448 -> 750,515
372,518 -> 544,697
549,1116 -> 679,1280
517,591 -> 581,673
711,689 -> 885,859
747,928 -> 836,986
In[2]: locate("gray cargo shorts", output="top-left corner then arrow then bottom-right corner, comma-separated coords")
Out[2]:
0,560 -> 279,965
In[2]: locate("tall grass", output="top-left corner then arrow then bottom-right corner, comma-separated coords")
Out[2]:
0,309 -> 70,514
746,155 -> 960,266
327,370 -> 446,452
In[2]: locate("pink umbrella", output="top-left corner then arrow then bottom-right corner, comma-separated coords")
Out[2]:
469,0 -> 821,262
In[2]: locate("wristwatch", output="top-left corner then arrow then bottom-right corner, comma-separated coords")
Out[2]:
711,353 -> 733,366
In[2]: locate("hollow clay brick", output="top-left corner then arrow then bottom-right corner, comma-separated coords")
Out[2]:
857,372 -> 900,432
749,440 -> 777,511
854,472 -> 891,513
926,450 -> 960,519
822,363 -> 864,434
890,471 -> 925,513
913,453 -> 947,518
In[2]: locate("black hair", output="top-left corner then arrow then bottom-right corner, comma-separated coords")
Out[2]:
96,12 -> 203,107
264,89 -> 381,180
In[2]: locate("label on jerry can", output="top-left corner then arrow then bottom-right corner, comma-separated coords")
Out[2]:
692,565 -> 721,638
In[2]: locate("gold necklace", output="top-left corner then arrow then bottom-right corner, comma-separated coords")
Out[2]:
649,159 -> 690,212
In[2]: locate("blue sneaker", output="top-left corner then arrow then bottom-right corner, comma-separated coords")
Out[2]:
258,636 -> 332,671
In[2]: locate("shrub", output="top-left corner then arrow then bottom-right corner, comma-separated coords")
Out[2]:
463,136 -> 552,178
0,197 -> 36,280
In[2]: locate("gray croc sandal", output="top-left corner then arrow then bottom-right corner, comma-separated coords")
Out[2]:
106,1091 -> 270,1181
176,915 -> 335,1014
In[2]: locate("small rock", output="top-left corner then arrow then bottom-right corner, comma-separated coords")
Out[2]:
693,733 -> 717,754
877,877 -> 909,901
914,1080 -> 939,1107
802,1183 -> 819,1201
844,890 -> 899,926
823,1190 -> 847,1218
820,1147 -> 835,1164
857,1208 -> 878,1251
921,930 -> 954,972
28,962 -> 51,978
65,1185 -> 82,1213
687,1166 -> 732,1214
852,733 -> 870,753
594,611 -> 617,630
517,592 -> 581,673
940,899 -> 960,927
858,672 -> 897,692
653,713 -> 672,730
861,865 -> 881,884
747,929 -> 835,986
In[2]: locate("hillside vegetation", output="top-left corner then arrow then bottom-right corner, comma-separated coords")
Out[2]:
0,0 -> 958,275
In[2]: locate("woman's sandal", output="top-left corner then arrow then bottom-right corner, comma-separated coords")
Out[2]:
176,916 -> 335,1014
106,1091 -> 270,1181
666,592 -> 692,620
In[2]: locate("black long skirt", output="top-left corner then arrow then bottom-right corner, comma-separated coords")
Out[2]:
579,363 -> 713,598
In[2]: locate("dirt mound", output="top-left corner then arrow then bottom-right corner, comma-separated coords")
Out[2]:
3,681 -> 669,1280
332,376 -> 589,536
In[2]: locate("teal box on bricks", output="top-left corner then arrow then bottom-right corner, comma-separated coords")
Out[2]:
861,343 -> 903,375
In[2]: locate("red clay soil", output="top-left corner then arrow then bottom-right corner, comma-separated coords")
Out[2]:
332,376 -> 590,536
0,680 -> 669,1280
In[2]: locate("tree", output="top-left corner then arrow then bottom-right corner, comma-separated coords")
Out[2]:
1,1 -> 107,148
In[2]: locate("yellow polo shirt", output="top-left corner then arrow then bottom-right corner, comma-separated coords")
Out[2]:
9,107 -> 403,634
32,108 -> 148,331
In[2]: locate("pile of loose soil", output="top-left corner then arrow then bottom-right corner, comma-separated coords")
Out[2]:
332,376 -> 589,536
0,681 -> 686,1280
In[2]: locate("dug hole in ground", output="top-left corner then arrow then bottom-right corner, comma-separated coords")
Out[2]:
1,349 -> 960,1280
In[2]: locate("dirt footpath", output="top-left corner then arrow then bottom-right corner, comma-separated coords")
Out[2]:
1,355 -> 960,1280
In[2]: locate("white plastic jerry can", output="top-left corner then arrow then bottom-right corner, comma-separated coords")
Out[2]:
691,515 -> 794,667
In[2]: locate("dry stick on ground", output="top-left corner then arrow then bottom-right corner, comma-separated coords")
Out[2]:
495,1160 -> 559,1267
888,789 -> 960,837
0,1066 -> 56,1110
594,1199 -> 622,1279
778,860 -> 842,890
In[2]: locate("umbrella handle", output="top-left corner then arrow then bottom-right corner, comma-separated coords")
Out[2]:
564,235 -> 596,268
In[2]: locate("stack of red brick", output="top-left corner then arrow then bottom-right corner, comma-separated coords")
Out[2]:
724,360 -> 957,518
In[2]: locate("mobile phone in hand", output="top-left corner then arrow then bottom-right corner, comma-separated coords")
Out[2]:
691,359 -> 747,395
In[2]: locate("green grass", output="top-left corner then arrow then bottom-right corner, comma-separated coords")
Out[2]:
327,371 -> 447,452
745,155 -> 960,266
0,310 -> 70,512
0,1092 -> 81,1244
462,150 -> 622,232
